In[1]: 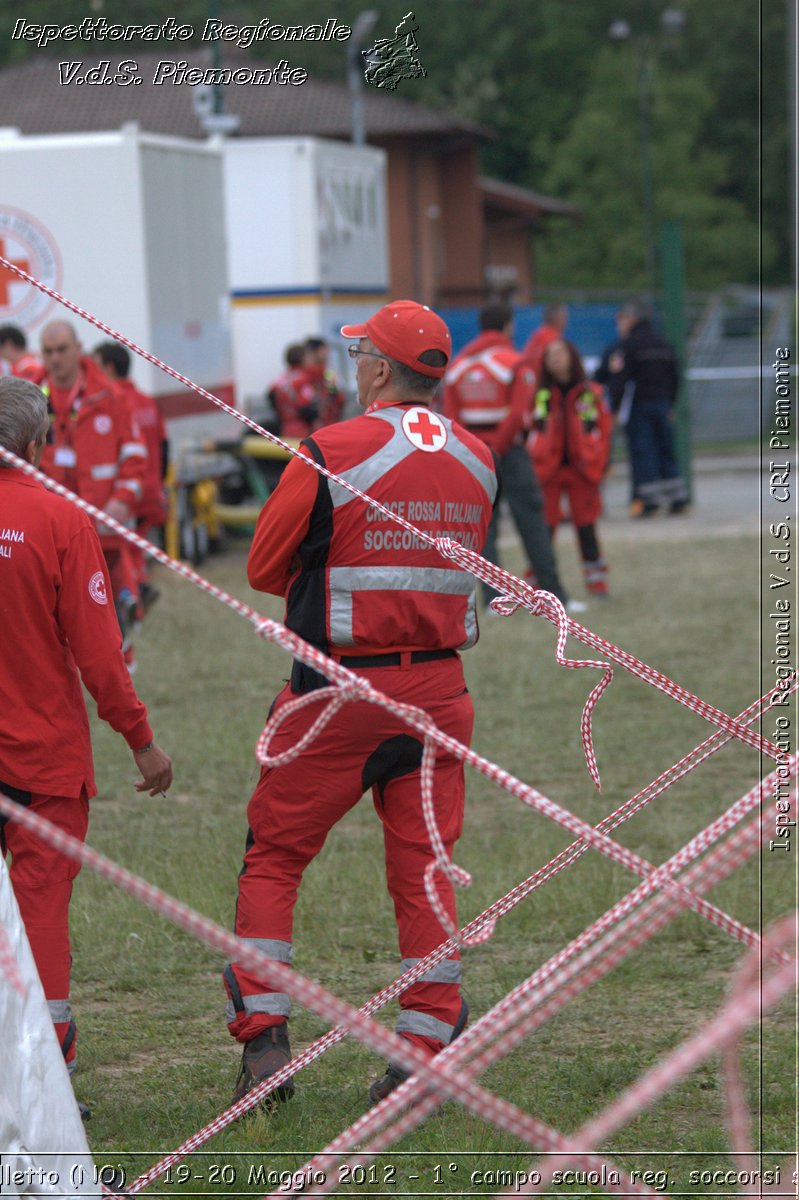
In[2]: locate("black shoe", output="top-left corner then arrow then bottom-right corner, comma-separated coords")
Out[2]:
669,499 -> 690,515
368,1000 -> 469,1107
114,589 -> 138,651
233,1023 -> 294,1109
78,1100 -> 91,1122
139,582 -> 160,613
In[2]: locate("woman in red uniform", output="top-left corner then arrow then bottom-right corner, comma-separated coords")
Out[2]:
528,339 -> 613,597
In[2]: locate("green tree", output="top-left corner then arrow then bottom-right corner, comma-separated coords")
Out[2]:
534,46 -> 766,289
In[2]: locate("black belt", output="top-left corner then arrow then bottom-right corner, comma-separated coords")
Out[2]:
290,647 -> 457,695
336,648 -> 457,668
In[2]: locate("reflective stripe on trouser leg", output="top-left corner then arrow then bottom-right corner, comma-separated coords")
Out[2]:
401,957 -> 462,985
395,1010 -> 460,1043
396,955 -> 464,1044
53,1005 -> 77,1074
224,938 -> 293,1026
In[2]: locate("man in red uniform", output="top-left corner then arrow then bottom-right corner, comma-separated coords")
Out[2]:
521,302 -> 569,381
304,336 -> 346,426
39,321 -> 147,665
0,324 -> 46,385
267,344 -> 321,439
443,301 -> 573,609
94,341 -> 169,613
224,300 -> 498,1110
0,377 -> 172,1115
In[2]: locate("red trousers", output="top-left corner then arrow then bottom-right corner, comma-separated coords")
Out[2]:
225,655 -> 473,1056
1,789 -> 89,1068
541,466 -> 601,528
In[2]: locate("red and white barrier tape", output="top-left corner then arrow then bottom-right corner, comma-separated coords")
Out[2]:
274,782 -> 793,1198
506,912 -> 797,1198
0,256 -> 779,772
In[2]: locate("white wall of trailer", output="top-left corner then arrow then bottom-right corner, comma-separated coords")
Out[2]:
0,129 -> 390,451
0,127 -> 236,448
223,137 -> 389,413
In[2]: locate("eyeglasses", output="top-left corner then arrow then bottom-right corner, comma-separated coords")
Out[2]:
347,345 -> 386,362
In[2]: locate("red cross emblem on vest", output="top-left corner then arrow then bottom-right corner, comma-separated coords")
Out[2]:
401,407 -> 448,453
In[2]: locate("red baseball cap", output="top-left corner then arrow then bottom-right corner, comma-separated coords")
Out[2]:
341,300 -> 451,378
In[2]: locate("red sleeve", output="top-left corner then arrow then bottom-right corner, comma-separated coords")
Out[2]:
247,449 -> 319,596
112,394 -> 148,510
493,361 -> 536,457
57,525 -> 153,750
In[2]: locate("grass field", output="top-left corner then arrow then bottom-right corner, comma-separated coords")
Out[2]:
62,523 -> 794,1195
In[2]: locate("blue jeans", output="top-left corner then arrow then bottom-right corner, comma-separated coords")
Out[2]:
626,400 -> 688,506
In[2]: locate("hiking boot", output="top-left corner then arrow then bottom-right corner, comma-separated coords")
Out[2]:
368,1000 -> 469,1108
233,1023 -> 294,1109
78,1100 -> 91,1122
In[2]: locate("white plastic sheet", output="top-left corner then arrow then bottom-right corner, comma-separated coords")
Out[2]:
0,856 -> 100,1197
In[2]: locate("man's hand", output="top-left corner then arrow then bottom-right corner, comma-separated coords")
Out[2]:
132,742 -> 173,796
105,497 -> 130,524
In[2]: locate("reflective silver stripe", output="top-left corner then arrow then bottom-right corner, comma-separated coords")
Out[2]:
445,431 -> 498,503
458,406 -> 510,423
329,408 -> 417,509
329,565 -> 476,646
396,1010 -> 457,1042
225,992 -> 291,1023
239,937 -> 293,963
90,463 -> 118,480
120,442 -> 147,461
445,348 -> 514,386
48,999 -> 72,1023
330,405 -> 495,508
402,957 -> 462,984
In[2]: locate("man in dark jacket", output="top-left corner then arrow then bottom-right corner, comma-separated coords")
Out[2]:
611,303 -> 689,516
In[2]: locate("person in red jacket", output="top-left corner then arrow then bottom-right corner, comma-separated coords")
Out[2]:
442,300 -> 573,609
267,344 -> 321,439
521,303 -> 568,381
0,376 -> 172,1116
528,339 -> 613,596
94,341 -> 169,614
0,324 -> 46,385
224,301 -> 498,1110
39,321 -> 147,667
304,336 -> 346,426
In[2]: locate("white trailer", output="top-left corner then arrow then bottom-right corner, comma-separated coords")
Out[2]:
222,136 -> 389,414
0,125 -> 236,446
0,130 -> 389,453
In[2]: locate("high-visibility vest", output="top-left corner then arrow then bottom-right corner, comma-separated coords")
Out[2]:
443,346 -> 521,428
285,403 -> 498,653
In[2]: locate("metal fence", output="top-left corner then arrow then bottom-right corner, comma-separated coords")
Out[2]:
440,287 -> 794,445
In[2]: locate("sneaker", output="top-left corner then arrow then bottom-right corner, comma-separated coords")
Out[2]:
233,1023 -> 294,1109
77,1100 -> 91,1122
669,499 -> 690,515
565,598 -> 588,614
368,1000 -> 469,1107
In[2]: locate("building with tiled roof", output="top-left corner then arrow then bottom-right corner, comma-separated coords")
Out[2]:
0,50 -> 579,302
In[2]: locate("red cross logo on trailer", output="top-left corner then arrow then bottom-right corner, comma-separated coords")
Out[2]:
401,407 -> 447,453
0,207 -> 62,329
